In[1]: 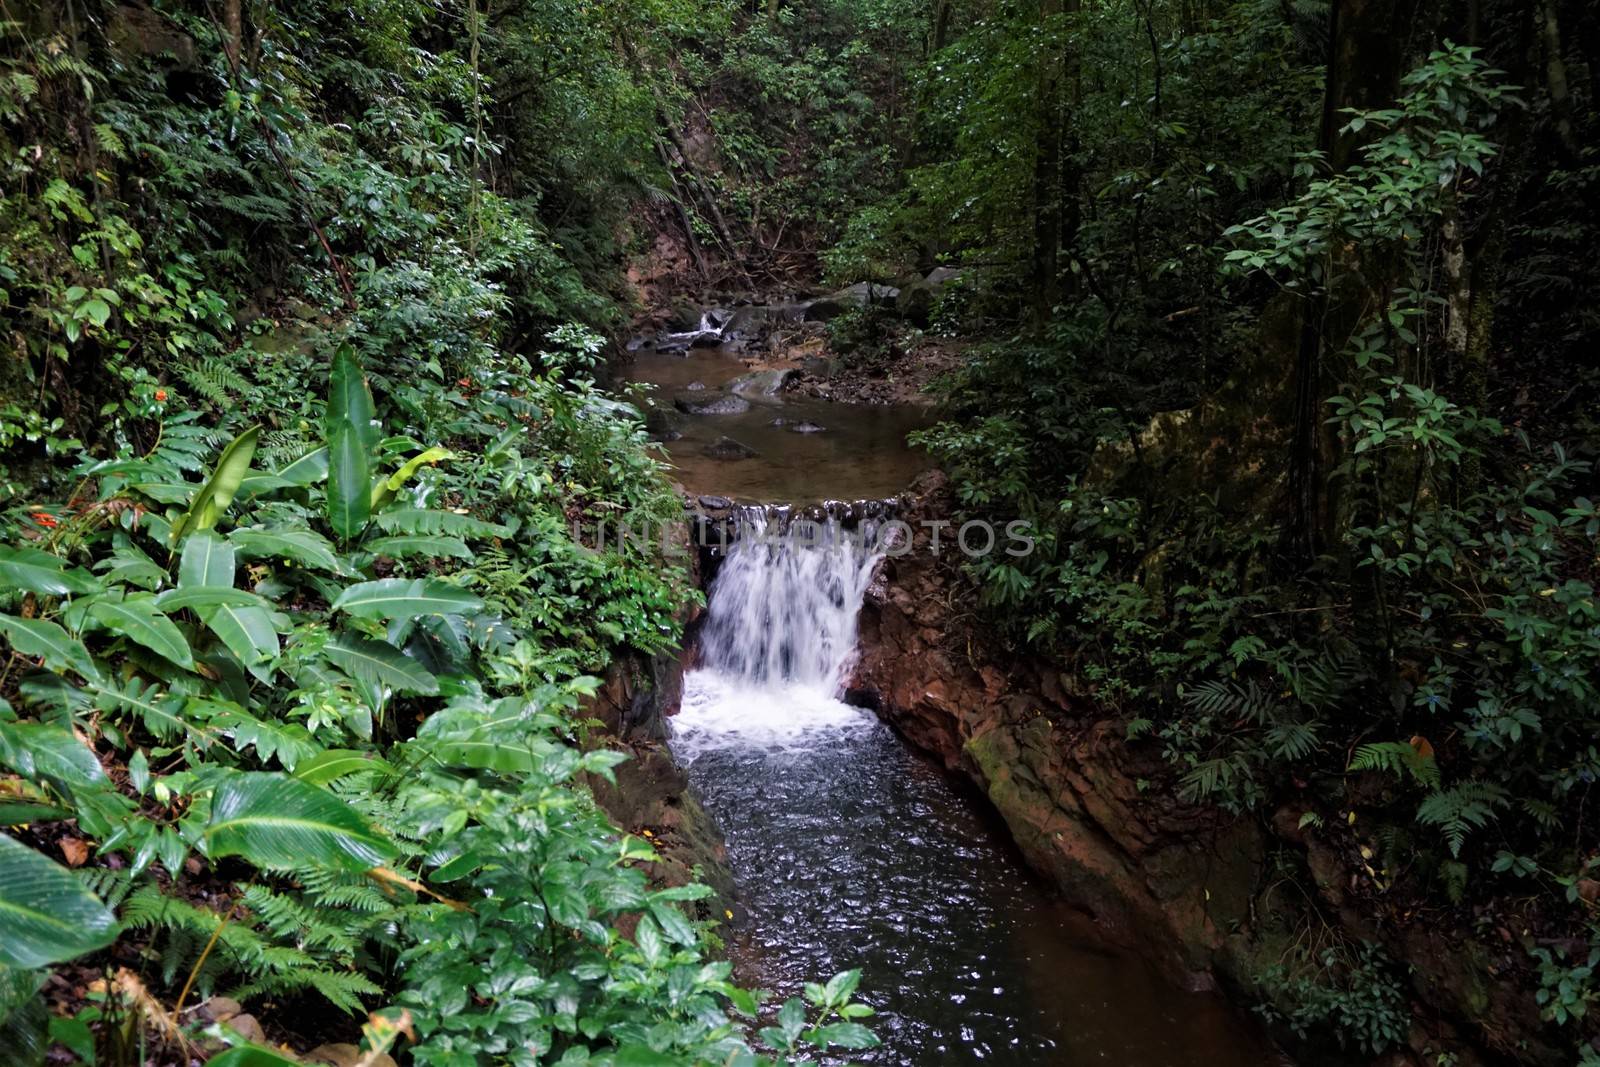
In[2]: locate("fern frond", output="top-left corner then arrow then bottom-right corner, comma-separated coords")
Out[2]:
1416,782 -> 1508,856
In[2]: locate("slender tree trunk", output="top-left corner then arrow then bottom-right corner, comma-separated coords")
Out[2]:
1030,0 -> 1063,330
1539,0 -> 1579,155
1059,0 -> 1082,298
1288,0 -> 1428,560
932,0 -> 953,52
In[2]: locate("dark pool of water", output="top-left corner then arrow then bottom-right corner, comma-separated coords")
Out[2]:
672,678 -> 1282,1066
626,346 -> 932,503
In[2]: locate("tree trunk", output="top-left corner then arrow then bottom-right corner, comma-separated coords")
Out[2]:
1029,0 -> 1063,331
1288,0 -> 1428,559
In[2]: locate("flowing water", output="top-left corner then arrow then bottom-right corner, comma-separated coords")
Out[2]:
670,512 -> 1278,1065
627,344 -> 932,503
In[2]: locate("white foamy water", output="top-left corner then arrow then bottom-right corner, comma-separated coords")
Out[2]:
671,511 -> 882,763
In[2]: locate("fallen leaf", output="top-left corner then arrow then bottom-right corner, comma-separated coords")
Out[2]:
59,837 -> 89,867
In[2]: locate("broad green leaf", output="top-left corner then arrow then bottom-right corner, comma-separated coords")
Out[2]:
0,965 -> 49,1067
229,529 -> 341,573
332,579 -> 483,621
325,634 -> 438,694
0,721 -> 104,787
0,616 -> 100,680
155,588 -> 267,613
169,426 -> 260,543
427,737 -> 542,775
87,599 -> 194,670
805,1022 -> 878,1049
363,535 -> 472,560
203,771 -> 394,871
292,749 -> 396,786
207,1046 -> 305,1067
0,834 -> 118,968
0,548 -> 99,597
371,446 -> 454,510
276,447 -> 329,487
203,603 -> 279,667
178,532 -> 236,589
326,421 -> 371,540
327,345 -> 379,450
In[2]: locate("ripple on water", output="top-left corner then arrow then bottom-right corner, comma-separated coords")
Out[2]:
670,670 -> 1282,1066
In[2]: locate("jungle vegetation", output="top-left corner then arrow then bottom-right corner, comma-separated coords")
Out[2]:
1,0 -> 1598,1063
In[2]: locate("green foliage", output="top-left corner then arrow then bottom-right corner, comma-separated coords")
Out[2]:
0,4 -> 867,1060
1254,942 -> 1410,1056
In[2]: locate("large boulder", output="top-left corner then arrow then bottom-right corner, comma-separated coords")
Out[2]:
896,267 -> 968,327
803,282 -> 900,322
728,368 -> 796,399
674,392 -> 750,416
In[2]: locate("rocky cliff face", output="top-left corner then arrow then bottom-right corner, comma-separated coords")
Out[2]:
847,471 -> 1549,1067
848,471 -> 1262,988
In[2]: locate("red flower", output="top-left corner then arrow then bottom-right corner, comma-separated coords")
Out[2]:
154,389 -> 168,402
31,513 -> 57,528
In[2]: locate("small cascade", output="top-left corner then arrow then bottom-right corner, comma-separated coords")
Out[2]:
696,507 -> 881,694
669,503 -> 885,764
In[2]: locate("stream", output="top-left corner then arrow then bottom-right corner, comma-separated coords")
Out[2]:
633,314 -> 1277,1064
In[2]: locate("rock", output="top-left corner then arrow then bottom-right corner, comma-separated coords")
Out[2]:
685,380 -> 707,391
224,1014 -> 266,1044
728,369 -> 796,399
306,1043 -> 399,1067
802,282 -> 900,322
789,421 -> 826,434
644,406 -> 684,441
109,4 -> 198,66
896,267 -> 967,327
722,306 -> 773,344
769,417 -> 788,426
704,436 -> 758,460
801,355 -> 838,379
196,996 -> 242,1023
697,495 -> 734,510
674,393 -> 750,416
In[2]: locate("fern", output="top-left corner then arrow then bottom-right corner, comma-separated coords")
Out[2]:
1416,782 -> 1509,857
175,358 -> 252,407
1349,741 -> 1441,789
373,506 -> 513,539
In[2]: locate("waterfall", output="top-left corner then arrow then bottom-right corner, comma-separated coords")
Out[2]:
670,507 -> 882,763
697,510 -> 881,694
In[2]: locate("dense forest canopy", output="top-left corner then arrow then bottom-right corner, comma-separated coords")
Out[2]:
0,0 -> 1597,1063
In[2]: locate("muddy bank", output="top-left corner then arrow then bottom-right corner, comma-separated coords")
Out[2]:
847,471 -> 1555,1067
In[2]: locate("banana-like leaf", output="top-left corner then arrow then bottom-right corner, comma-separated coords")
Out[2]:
276,446 -> 329,487
169,426 -> 260,544
292,749 -> 397,786
326,421 -> 372,541
203,603 -> 279,667
178,532 -> 236,589
327,345 -> 379,450
363,535 -> 472,560
202,771 -> 394,871
207,1045 -> 304,1067
0,834 -> 118,968
0,616 -> 100,681
229,528 -> 341,573
370,446 -> 454,511
0,722 -> 105,787
325,633 -> 439,694
0,964 -> 49,1067
428,737 -> 542,774
332,579 -> 483,621
155,588 -> 267,613
87,599 -> 195,670
0,548 -> 100,597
